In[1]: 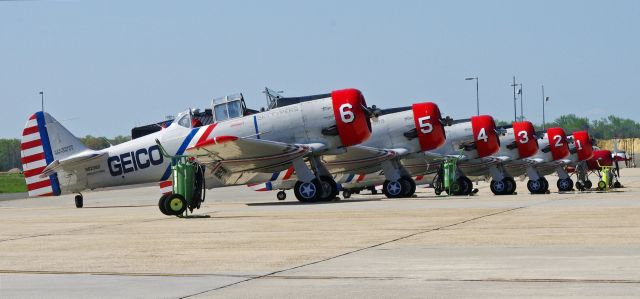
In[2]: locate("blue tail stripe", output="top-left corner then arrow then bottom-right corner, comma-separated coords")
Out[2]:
35,112 -> 61,195
270,172 -> 279,181
160,128 -> 199,181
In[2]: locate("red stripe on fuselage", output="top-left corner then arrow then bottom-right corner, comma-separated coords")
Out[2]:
283,166 -> 295,180
356,174 -> 366,182
196,123 -> 217,145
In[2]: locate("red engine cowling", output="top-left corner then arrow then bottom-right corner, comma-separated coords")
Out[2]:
572,131 -> 593,161
471,115 -> 500,157
546,127 -> 569,160
512,121 -> 538,158
411,102 -> 446,151
587,150 -> 613,170
331,89 -> 372,147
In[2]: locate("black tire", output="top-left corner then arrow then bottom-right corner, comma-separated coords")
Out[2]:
527,179 -> 544,194
557,178 -> 573,192
318,175 -> 338,201
576,181 -> 584,191
460,176 -> 474,195
584,180 -> 593,189
371,188 -> 378,195
401,177 -> 416,197
74,195 -> 83,208
342,190 -> 352,199
613,181 -> 622,188
383,179 -> 404,198
490,179 -> 509,195
294,179 -> 322,203
163,194 -> 187,216
158,194 -> 171,215
540,177 -> 549,191
276,191 -> 287,201
503,177 -> 516,195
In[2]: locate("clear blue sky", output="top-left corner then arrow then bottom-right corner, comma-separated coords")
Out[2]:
1,0 -> 639,138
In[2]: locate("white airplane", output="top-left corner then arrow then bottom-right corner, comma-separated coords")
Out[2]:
502,128 -> 593,193
20,88 -> 378,215
249,108 -> 503,198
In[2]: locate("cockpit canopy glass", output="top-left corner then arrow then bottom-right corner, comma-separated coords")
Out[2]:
212,94 -> 244,122
174,110 -> 192,128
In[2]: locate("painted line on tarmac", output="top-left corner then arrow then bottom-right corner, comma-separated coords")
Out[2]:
181,203 -> 547,298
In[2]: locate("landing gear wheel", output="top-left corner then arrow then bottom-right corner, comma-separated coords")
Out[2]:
527,179 -> 545,194
158,194 -> 171,215
401,177 -> 416,197
613,181 -> 622,188
383,179 -> 405,198
342,190 -> 352,199
457,176 -> 473,195
597,180 -> 607,190
540,177 -> 549,192
557,178 -> 574,192
318,176 -> 338,201
504,177 -> 516,195
294,179 -> 322,203
276,191 -> 287,201
584,180 -> 593,189
490,179 -> 508,195
74,194 -> 83,208
163,194 -> 187,216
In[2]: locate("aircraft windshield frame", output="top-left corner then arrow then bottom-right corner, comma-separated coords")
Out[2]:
173,110 -> 192,128
212,94 -> 244,122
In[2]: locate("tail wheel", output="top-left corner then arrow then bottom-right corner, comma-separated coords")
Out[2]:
294,179 -> 322,203
158,194 -> 171,215
163,194 -> 187,216
342,190 -> 352,199
557,178 -> 574,192
74,194 -> 83,208
383,180 -> 404,198
276,191 -> 287,201
613,181 -> 622,188
318,175 -> 338,201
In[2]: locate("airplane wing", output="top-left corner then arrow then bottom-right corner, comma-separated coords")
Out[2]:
320,145 -> 398,174
39,151 -> 107,178
184,136 -> 310,174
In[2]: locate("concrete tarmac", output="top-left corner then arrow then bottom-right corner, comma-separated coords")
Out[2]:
1,169 -> 640,298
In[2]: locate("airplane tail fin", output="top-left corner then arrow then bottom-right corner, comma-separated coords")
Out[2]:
20,112 -> 87,197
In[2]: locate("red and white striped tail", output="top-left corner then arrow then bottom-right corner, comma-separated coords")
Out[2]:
159,180 -> 173,195
21,112 -> 61,197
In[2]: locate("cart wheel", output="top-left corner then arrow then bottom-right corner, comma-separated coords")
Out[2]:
584,180 -> 593,189
74,194 -> 83,208
164,194 -> 187,215
276,191 -> 287,201
597,180 -> 607,190
613,181 -> 622,188
158,194 -> 171,215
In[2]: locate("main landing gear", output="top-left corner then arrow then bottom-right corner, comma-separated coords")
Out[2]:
526,177 -> 549,194
557,177 -> 574,192
490,177 -> 517,195
382,176 -> 416,198
291,157 -> 339,203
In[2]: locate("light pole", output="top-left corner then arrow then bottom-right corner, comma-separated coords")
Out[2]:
510,76 -> 519,122
39,91 -> 44,112
517,83 -> 523,121
465,77 -> 479,115
542,85 -> 550,130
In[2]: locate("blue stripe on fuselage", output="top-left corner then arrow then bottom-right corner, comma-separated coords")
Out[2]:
160,128 -> 199,181
253,115 -> 260,139
269,172 -> 279,181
